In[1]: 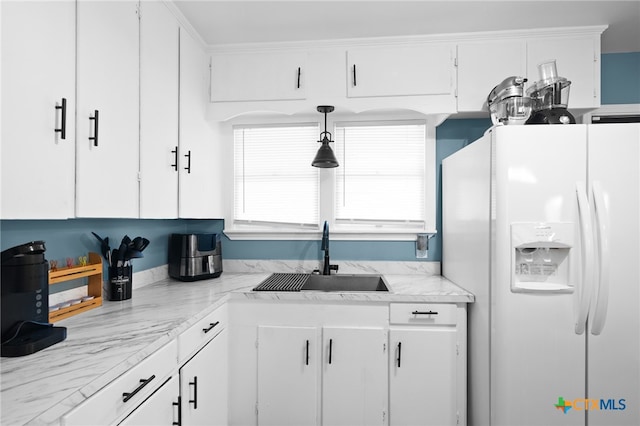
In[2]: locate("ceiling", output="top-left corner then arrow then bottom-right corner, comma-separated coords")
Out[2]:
173,0 -> 640,53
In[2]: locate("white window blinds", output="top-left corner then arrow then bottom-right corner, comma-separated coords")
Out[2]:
334,121 -> 426,226
233,124 -> 319,227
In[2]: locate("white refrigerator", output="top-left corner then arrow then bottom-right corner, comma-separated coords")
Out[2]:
442,123 -> 639,426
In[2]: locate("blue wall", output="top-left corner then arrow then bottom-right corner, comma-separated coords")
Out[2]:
601,52 -> 640,104
2,52 -> 638,269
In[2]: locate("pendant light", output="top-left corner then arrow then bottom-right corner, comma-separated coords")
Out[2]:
312,105 -> 339,168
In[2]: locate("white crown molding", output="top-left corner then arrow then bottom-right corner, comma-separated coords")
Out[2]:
164,0 -> 208,49
206,25 -> 608,54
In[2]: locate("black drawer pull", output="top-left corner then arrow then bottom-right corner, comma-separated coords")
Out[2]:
122,374 -> 155,402
305,339 -> 309,365
184,150 -> 191,173
173,396 -> 182,426
412,310 -> 438,315
353,64 -> 357,87
89,110 -> 99,146
189,376 -> 198,409
297,67 -> 301,89
397,342 -> 402,368
202,321 -> 220,333
171,146 -> 178,171
328,338 -> 333,364
55,98 -> 67,139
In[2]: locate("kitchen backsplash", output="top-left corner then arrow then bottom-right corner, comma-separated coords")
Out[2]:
223,259 -> 441,275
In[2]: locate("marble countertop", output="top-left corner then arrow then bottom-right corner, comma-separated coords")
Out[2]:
1,272 -> 473,425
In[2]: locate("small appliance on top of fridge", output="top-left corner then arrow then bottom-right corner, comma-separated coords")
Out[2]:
443,123 -> 639,426
168,233 -> 222,281
526,59 -> 576,125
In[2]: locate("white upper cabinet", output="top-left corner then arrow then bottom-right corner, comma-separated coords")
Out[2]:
211,51 -> 307,102
526,35 -> 600,110
179,28 -> 222,218
76,0 -> 140,218
457,40 -> 527,113
346,44 -> 456,98
1,1 -> 76,219
139,0 -> 180,218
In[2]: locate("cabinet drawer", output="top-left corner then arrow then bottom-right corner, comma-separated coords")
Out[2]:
389,303 -> 457,325
178,304 -> 227,362
63,339 -> 178,425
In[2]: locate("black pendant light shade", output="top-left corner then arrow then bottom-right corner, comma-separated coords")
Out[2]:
312,105 -> 339,168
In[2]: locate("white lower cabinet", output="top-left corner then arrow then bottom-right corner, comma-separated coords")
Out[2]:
61,300 -> 465,426
119,375 -> 180,425
179,328 -> 228,426
257,326 -> 319,426
388,303 -> 466,426
63,340 -> 178,425
322,327 -> 388,426
389,328 -> 458,426
256,325 -> 387,426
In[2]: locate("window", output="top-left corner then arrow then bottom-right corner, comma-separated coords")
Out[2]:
233,124 -> 319,228
334,121 -> 426,228
227,116 -> 435,241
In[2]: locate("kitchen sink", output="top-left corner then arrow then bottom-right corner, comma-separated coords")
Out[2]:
301,274 -> 389,292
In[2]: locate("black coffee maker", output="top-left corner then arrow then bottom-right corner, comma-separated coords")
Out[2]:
1,241 -> 66,357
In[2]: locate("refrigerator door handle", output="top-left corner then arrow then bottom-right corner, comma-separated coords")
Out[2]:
575,182 -> 595,335
590,181 -> 610,335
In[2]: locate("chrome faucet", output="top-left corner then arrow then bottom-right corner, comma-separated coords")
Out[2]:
321,221 -> 338,275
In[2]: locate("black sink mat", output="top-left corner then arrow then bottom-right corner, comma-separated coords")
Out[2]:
252,273 -> 310,291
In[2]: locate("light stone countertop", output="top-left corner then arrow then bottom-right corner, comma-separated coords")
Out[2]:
1,272 -> 473,425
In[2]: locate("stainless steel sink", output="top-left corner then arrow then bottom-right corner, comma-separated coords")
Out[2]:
301,274 -> 390,292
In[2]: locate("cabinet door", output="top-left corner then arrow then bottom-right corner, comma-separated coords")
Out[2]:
139,0 -> 179,218
389,328 -> 457,426
178,28 -> 221,218
119,375 -> 180,426
180,329 -> 228,426
64,340 -> 178,425
347,44 -> 455,98
1,1 -> 75,219
527,36 -> 599,109
457,40 -> 527,112
211,51 -> 307,102
257,326 -> 319,426
76,0 -> 139,218
322,327 -> 388,426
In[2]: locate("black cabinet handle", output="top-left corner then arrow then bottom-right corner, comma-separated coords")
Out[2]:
305,339 -> 309,365
412,310 -> 439,315
55,98 -> 67,139
328,338 -> 333,364
171,146 -> 178,171
297,67 -> 301,89
202,321 -> 219,333
189,376 -> 198,409
122,374 -> 155,402
89,110 -> 99,146
353,64 -> 357,87
397,342 -> 402,368
184,150 -> 191,174
172,396 -> 182,426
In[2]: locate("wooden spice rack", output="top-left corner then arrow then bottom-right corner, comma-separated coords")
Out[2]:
48,252 -> 103,323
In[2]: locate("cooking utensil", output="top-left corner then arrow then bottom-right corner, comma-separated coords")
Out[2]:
138,238 -> 150,252
91,232 -> 111,262
117,242 -> 127,267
